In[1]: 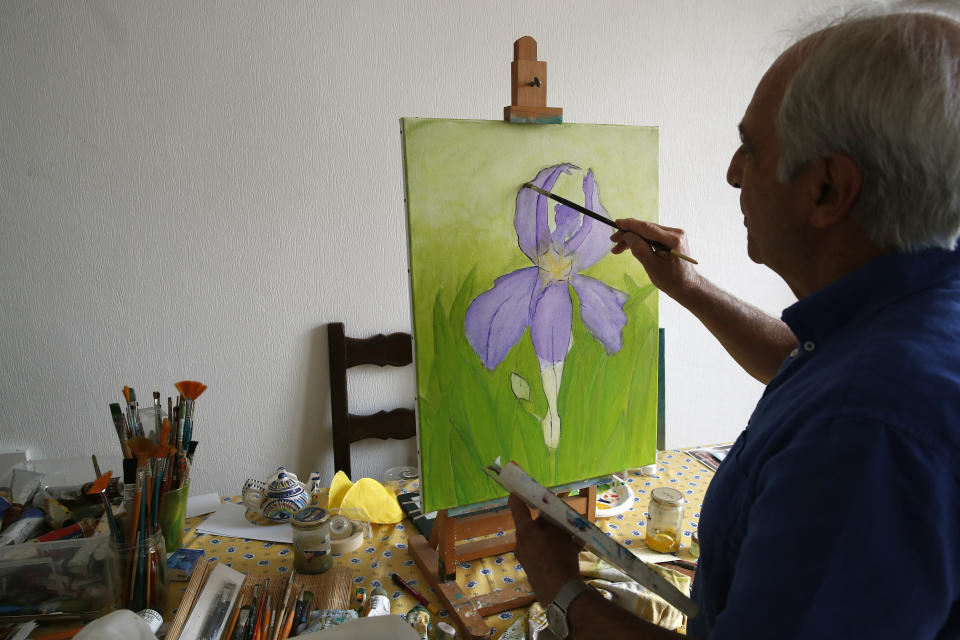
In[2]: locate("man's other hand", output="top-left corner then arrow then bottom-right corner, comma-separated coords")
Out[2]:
509,494 -> 582,604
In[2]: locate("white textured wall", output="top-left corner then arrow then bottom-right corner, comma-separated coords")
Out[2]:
0,1 -> 857,497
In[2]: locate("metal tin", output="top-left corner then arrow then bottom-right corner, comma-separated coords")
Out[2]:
291,507 -> 332,573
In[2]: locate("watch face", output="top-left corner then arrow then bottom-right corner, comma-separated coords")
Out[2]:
546,602 -> 568,638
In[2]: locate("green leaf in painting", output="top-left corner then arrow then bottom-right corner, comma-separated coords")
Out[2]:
510,372 -> 531,401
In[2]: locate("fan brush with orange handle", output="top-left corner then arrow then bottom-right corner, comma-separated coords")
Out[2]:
174,380 -> 207,448
88,471 -> 122,543
174,380 -> 207,402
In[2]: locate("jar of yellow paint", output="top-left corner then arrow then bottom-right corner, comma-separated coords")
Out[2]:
645,487 -> 684,553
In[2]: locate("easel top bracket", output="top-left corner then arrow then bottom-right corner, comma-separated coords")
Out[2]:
504,36 -> 563,124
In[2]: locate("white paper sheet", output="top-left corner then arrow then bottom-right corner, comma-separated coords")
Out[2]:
185,492 -> 222,519
193,501 -> 293,543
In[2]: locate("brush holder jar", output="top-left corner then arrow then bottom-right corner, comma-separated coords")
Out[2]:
109,531 -> 168,614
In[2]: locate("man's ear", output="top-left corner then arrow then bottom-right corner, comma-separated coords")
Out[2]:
809,153 -> 862,228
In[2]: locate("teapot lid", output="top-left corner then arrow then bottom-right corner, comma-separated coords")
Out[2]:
270,467 -> 300,491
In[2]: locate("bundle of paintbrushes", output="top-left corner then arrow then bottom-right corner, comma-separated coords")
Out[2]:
101,380 -> 207,610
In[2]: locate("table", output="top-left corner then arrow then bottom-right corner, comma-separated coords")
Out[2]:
170,450 -> 715,637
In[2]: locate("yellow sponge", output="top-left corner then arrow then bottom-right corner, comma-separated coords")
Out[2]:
338,477 -> 403,524
327,470 -> 354,511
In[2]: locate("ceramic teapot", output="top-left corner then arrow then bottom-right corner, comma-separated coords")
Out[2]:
242,467 -> 321,522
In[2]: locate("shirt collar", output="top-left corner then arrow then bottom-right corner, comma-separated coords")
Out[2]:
781,247 -> 960,344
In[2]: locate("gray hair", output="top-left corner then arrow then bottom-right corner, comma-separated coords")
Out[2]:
777,2 -> 960,251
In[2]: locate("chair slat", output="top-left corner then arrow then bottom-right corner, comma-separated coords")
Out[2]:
347,409 -> 416,443
344,332 -> 412,368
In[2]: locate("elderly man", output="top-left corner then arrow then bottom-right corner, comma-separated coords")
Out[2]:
510,5 -> 960,638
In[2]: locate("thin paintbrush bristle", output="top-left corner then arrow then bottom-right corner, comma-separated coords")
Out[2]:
87,470 -> 113,495
174,380 -> 208,401
122,386 -> 131,403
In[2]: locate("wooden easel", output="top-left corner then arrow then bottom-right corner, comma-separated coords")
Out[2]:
407,36 -> 585,640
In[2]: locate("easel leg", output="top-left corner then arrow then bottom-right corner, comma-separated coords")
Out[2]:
408,533 -> 492,640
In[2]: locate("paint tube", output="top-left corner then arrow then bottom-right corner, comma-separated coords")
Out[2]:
298,609 -> 359,634
405,604 -> 430,639
0,507 -> 45,545
9,468 -> 43,505
362,587 -> 390,617
31,486 -> 72,529
1,503 -> 23,531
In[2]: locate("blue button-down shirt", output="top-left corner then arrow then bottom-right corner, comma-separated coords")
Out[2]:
689,248 -> 960,638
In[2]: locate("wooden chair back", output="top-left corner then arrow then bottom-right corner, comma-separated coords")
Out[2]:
327,322 -> 416,477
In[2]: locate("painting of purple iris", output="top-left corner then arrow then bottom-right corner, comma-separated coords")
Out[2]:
402,117 -> 658,512
466,164 -> 628,454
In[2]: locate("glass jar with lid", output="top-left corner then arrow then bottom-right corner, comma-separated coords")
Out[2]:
645,487 -> 685,553
291,507 -> 333,574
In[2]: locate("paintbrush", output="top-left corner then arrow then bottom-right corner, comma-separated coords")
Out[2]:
522,182 -> 698,264
125,386 -> 142,438
272,571 -> 296,640
153,391 -> 162,444
87,471 -> 122,543
245,584 -> 261,640
110,402 -> 132,456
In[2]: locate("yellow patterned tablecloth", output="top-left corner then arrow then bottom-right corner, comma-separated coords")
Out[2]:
171,450 -> 715,637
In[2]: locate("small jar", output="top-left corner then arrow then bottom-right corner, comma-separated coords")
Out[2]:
291,507 -> 333,574
645,487 -> 684,553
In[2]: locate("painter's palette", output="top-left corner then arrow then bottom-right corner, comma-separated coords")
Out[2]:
595,476 -> 633,518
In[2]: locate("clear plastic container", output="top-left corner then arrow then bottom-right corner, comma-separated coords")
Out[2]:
0,534 -> 116,617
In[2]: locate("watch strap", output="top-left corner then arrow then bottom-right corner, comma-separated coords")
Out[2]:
549,579 -> 591,637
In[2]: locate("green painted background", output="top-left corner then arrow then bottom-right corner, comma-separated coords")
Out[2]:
401,118 -> 660,513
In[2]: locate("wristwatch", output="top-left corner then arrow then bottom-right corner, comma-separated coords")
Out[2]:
546,579 -> 591,639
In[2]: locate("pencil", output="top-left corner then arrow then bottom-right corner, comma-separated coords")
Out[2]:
391,572 -> 439,614
522,182 -> 699,264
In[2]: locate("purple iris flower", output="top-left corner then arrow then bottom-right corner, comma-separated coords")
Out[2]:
465,163 -> 628,369
464,164 -> 628,448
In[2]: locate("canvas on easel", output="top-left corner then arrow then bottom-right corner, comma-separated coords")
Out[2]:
401,117 -> 660,514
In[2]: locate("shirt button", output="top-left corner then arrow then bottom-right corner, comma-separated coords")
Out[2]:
789,348 -> 799,358
803,341 -> 816,352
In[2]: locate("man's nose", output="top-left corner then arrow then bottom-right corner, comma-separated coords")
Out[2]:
727,148 -> 744,189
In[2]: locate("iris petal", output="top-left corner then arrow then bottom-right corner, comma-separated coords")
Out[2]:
571,274 -> 628,354
566,169 -> 615,271
514,164 -> 577,263
529,280 -> 573,365
551,205 -> 581,246
464,266 -> 540,370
